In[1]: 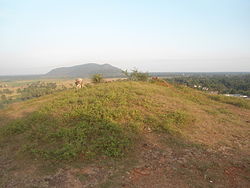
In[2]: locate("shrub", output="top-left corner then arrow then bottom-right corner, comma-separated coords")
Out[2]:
123,69 -> 149,81
91,74 -> 104,83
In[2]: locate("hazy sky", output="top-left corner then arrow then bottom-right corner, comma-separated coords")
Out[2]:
0,0 -> 250,75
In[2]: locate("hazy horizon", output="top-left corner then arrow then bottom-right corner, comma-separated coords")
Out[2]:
1,0 -> 250,75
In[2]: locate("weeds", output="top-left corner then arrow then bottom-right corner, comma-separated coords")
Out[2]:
160,110 -> 195,133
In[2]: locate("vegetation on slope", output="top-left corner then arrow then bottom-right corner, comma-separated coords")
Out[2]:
0,80 -> 250,187
0,81 -> 196,160
1,81 -> 249,162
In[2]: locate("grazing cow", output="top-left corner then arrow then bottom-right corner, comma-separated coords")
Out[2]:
75,78 -> 84,88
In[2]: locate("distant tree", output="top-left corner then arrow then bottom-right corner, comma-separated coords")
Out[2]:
19,82 -> 59,100
166,74 -> 250,96
2,89 -> 13,94
123,69 -> 149,81
91,74 -> 104,83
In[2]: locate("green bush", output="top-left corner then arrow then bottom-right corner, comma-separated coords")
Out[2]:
91,74 -> 104,83
123,69 -> 149,81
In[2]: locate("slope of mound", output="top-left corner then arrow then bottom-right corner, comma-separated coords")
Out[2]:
45,63 -> 123,78
0,81 -> 249,187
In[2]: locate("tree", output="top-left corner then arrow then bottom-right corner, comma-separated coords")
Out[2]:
91,74 -> 104,83
123,69 -> 149,81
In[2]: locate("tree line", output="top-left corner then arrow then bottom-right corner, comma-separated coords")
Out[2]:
166,74 -> 250,96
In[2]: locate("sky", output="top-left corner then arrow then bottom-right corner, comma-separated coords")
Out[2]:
0,0 -> 250,75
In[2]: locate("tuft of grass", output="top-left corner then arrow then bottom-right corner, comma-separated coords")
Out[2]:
160,110 -> 195,134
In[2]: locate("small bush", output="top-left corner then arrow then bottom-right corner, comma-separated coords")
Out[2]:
91,74 -> 104,83
160,111 -> 195,133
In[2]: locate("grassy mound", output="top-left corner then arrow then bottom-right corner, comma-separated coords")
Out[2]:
1,81 -> 249,161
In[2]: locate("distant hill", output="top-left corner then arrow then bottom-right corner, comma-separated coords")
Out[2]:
45,63 -> 124,78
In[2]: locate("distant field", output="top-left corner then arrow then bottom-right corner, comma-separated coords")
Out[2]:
0,78 -> 125,109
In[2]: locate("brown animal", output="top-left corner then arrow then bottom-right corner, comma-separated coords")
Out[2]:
75,78 -> 84,88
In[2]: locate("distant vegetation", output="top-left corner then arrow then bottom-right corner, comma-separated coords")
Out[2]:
17,82 -> 59,100
91,74 -> 104,83
123,69 -> 149,81
0,81 -> 66,109
166,74 -> 250,96
0,89 -> 13,95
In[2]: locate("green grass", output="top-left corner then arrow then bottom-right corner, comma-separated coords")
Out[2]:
160,110 -> 195,134
1,111 -> 134,160
0,81 -> 241,162
0,82 -> 146,160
